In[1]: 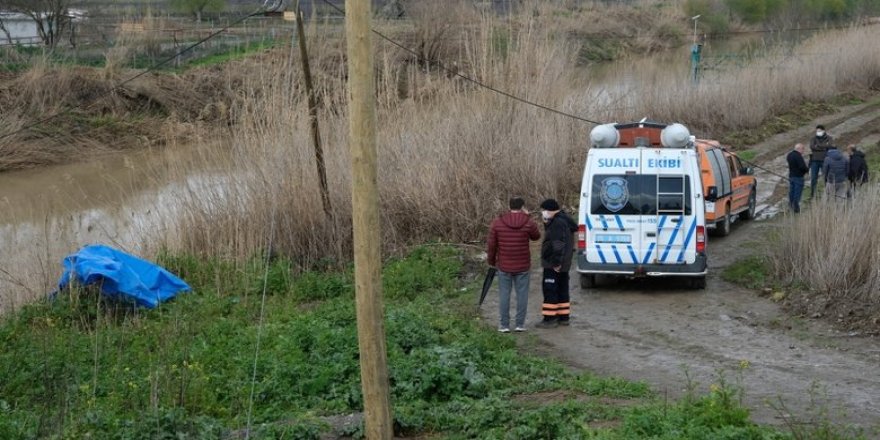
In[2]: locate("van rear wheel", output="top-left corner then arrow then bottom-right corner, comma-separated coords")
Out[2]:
690,276 -> 707,289
580,274 -> 595,289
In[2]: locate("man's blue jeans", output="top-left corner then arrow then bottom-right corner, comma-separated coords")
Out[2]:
497,270 -> 530,329
789,176 -> 804,213
809,161 -> 822,198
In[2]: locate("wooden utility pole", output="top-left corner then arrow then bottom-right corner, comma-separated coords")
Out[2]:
296,2 -> 332,218
345,0 -> 393,438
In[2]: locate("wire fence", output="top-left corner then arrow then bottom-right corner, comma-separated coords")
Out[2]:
0,15 -> 297,68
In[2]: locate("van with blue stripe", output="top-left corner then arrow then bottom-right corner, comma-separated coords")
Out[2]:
577,121 -> 708,289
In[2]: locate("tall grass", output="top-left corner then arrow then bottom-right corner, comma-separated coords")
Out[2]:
772,186 -> 880,306
166,12 -> 880,265
0,55 -> 237,171
2,7 -> 880,307
166,11 -> 585,263
597,25 -> 880,133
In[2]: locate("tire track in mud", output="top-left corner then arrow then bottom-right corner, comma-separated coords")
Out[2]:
480,99 -> 880,431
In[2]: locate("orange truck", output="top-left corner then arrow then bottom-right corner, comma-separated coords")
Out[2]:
693,139 -> 757,236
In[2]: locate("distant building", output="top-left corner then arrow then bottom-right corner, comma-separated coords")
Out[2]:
0,12 -> 39,45
0,9 -> 86,46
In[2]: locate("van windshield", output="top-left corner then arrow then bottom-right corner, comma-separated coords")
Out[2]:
590,175 -> 692,216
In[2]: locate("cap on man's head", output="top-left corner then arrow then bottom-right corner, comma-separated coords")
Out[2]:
540,199 -> 560,211
509,197 -> 525,210
816,124 -> 825,130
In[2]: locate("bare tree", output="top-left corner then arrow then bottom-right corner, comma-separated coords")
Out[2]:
0,0 -> 82,48
0,17 -> 13,45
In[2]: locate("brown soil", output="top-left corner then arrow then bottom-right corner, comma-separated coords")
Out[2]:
479,98 -> 880,432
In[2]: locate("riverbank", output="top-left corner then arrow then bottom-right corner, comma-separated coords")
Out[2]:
0,246 -> 805,439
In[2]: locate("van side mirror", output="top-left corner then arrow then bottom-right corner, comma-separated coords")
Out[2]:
745,167 -> 754,175
707,186 -> 718,202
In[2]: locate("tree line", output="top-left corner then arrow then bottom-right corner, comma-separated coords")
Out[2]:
0,0 -> 226,48
686,0 -> 880,34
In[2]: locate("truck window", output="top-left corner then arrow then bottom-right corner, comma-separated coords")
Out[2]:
709,149 -> 732,196
591,175 -> 691,216
727,156 -> 737,177
733,156 -> 745,174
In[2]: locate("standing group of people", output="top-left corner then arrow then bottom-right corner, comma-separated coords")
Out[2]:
787,124 -> 870,213
486,197 -> 577,332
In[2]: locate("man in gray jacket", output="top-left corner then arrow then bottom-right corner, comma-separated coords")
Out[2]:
809,125 -> 834,199
822,146 -> 849,200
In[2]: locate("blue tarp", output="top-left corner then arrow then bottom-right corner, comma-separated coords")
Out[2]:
57,244 -> 191,309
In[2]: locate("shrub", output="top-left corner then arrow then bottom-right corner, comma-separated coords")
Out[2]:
772,189 -> 880,299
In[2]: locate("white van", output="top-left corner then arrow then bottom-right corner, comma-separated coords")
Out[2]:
576,121 -> 708,289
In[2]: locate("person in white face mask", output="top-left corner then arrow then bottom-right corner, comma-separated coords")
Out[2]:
809,124 -> 834,199
535,198 -> 578,329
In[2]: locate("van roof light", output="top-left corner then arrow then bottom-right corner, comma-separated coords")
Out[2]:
590,123 -> 620,148
661,123 -> 691,148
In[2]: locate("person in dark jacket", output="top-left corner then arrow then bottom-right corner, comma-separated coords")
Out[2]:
487,197 -> 541,333
535,198 -> 578,328
822,146 -> 849,200
847,145 -> 869,197
786,143 -> 809,213
809,125 -> 834,199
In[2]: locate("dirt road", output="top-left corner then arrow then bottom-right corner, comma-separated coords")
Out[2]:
480,100 -> 880,432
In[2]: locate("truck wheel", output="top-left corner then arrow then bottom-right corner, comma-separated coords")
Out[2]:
740,190 -> 757,220
580,274 -> 595,289
717,205 -> 731,236
690,276 -> 707,290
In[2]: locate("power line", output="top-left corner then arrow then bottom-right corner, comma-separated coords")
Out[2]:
318,0 -> 601,125
0,6 -> 271,142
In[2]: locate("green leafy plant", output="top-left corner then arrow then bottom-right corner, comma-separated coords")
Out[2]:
0,246 -> 812,438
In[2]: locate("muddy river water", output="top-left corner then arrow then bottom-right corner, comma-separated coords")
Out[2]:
0,144 -> 231,311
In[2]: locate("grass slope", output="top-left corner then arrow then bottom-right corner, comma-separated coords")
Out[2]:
0,246 -> 791,439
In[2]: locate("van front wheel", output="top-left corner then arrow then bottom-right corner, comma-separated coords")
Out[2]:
580,274 -> 595,289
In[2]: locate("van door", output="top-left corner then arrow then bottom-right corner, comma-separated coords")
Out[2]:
650,149 -> 698,265
583,148 -> 644,268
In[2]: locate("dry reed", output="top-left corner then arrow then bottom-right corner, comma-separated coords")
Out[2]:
164,11 -> 880,266
3,4 -> 880,309
165,10 -> 585,264
772,185 -> 880,323
604,25 -> 880,133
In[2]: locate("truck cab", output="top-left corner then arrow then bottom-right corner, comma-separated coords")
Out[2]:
577,121 -> 708,290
